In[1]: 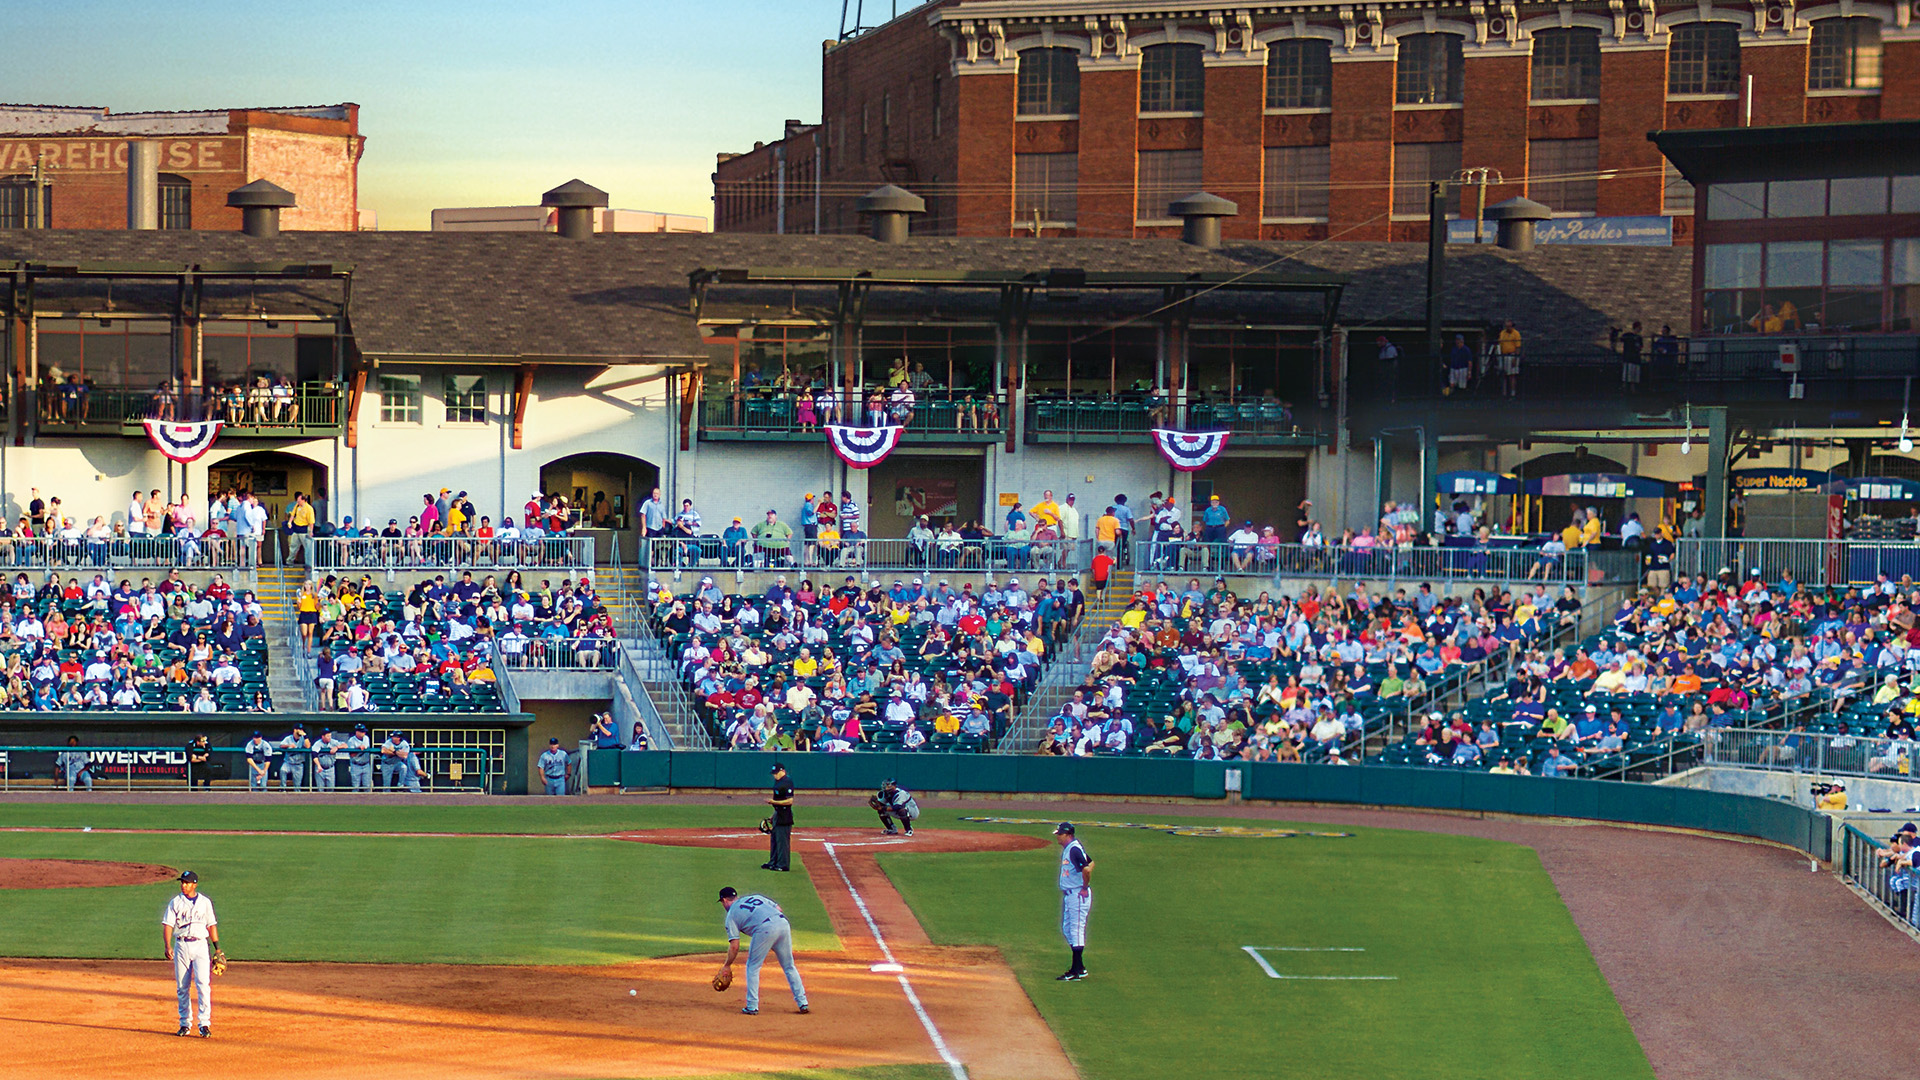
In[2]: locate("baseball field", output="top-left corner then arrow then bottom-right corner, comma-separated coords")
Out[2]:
0,798 -> 1657,1080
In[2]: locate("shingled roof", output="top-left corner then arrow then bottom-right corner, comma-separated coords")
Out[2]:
0,229 -> 1690,360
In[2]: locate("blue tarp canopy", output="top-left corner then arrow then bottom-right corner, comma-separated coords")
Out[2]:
1436,470 -> 1520,496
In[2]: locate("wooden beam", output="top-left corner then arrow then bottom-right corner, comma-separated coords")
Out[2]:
344,366 -> 367,449
678,368 -> 703,452
512,364 -> 538,450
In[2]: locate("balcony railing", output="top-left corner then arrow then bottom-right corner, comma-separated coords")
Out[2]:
699,388 -> 1004,441
310,535 -> 594,574
34,384 -> 345,437
1024,396 -> 1329,444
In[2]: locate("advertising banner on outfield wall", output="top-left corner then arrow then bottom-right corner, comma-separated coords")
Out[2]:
1448,216 -> 1673,246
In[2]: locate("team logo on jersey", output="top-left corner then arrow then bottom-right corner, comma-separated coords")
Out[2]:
1150,428 -> 1231,472
960,816 -> 1351,839
143,419 -> 223,463
825,424 -> 904,469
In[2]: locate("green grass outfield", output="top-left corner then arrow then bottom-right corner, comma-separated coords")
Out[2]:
0,803 -> 1652,1080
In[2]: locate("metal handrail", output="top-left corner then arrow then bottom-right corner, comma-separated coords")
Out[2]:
700,388 -> 1006,437
644,535 -> 1097,577
310,535 -> 593,573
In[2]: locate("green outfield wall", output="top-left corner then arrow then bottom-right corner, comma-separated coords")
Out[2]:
589,750 -> 1832,859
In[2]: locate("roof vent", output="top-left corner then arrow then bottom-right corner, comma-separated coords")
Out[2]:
1169,192 -> 1238,249
1485,196 -> 1552,253
227,179 -> 296,238
542,179 -> 609,239
856,184 -> 925,243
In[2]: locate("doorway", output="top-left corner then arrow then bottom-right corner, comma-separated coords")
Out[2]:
540,452 -> 659,561
866,452 -> 985,538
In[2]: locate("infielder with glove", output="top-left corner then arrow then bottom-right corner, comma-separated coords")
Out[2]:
1054,822 -> 1092,981
161,870 -> 221,1036
715,886 -> 809,1015
869,778 -> 919,836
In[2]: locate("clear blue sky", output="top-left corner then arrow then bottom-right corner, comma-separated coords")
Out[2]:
0,0 -> 841,229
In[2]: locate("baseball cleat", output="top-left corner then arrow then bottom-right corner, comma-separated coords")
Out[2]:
883,828 -> 898,835
176,1026 -> 189,1037
741,1007 -> 759,1015
200,1026 -> 211,1037
759,862 -> 773,869
1056,971 -> 1076,981
1067,970 -> 1088,980
798,1004 -> 811,1014
903,828 -> 914,836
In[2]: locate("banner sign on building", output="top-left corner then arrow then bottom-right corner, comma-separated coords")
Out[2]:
1448,216 -> 1673,247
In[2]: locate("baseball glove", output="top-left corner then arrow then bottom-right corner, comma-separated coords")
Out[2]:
712,968 -> 733,992
867,795 -> 887,812
210,949 -> 228,977
757,817 -> 774,835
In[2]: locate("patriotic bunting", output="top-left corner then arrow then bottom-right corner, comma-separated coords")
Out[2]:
1151,429 -> 1231,472
142,419 -> 223,463
825,424 -> 904,469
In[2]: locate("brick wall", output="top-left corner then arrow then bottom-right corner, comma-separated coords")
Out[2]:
1201,63 -> 1264,237
1462,53 -> 1531,208
1328,60 -> 1395,240
1880,41 -> 1920,119
1597,50 -> 1666,218
820,10 -> 963,234
956,74 -> 1015,235
1077,67 -> 1141,236
1743,42 -> 1810,126
246,128 -> 360,232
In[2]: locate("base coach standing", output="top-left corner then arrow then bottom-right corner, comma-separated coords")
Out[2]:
763,762 -> 795,871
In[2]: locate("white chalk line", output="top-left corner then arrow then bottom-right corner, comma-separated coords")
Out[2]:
1241,946 -> 1398,981
823,841 -> 968,1080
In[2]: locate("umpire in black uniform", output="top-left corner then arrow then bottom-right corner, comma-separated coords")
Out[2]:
762,762 -> 795,871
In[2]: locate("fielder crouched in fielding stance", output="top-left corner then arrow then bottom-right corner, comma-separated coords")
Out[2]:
870,778 -> 919,836
161,870 -> 221,1036
715,886 -> 809,1015
1055,822 -> 1092,981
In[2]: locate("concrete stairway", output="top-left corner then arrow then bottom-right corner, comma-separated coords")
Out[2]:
254,565 -> 311,711
995,567 -> 1135,753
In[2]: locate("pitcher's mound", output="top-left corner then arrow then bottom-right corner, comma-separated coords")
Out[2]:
1,858 -> 177,889
610,827 -> 1047,854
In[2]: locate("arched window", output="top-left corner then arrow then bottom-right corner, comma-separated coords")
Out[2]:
1531,27 -> 1602,100
1809,17 -> 1882,91
1668,23 -> 1741,95
0,175 -> 51,229
1266,39 -> 1332,109
1017,48 -> 1081,116
1140,43 -> 1205,112
158,173 -> 192,230
1396,33 -> 1464,104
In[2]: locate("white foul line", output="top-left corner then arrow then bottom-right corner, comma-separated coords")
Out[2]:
823,842 -> 969,1080
1242,946 -> 1398,981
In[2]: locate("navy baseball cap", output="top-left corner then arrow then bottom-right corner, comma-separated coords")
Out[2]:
718,886 -> 738,901
177,870 -> 198,883
1054,822 -> 1075,835
353,723 -> 367,731
549,737 -> 560,745
770,762 -> 786,773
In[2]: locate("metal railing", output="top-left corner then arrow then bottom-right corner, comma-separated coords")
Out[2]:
309,535 -> 593,574
1670,537 -> 1920,589
1839,822 -> 1920,930
1231,541 -> 1589,586
1022,397 -> 1330,442
0,535 -> 265,570
1,742 -> 496,793
1704,724 -> 1920,780
34,385 -> 344,436
494,637 -> 619,670
643,535 -> 1096,576
700,388 -> 1005,438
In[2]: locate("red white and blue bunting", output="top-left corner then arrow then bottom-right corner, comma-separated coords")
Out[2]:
1151,429 -> 1231,472
825,424 -> 904,469
142,419 -> 223,463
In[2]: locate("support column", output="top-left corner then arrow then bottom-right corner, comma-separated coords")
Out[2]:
1703,406 -> 1729,538
1373,435 -> 1392,532
1419,427 -> 1439,530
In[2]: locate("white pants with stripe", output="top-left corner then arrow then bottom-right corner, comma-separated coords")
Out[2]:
1060,887 -> 1091,948
174,938 -> 211,1027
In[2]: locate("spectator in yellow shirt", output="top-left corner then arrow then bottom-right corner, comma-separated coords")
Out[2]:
1497,319 -> 1522,398
1581,508 -> 1603,546
1560,515 -> 1585,550
1030,491 -> 1062,531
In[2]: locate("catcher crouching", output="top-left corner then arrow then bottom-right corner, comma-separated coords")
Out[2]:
870,779 -> 919,836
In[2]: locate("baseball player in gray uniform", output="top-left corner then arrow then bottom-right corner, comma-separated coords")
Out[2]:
715,886 -> 809,1015
311,728 -> 342,791
345,723 -> 373,791
871,778 -> 919,835
161,870 -> 218,1037
1054,822 -> 1093,981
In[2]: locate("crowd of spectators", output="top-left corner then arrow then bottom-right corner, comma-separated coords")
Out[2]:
0,570 -> 270,712
299,569 -> 610,712
1035,576 -> 1572,761
652,571 -> 1087,752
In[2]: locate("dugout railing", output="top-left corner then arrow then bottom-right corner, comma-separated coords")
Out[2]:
0,743 -> 499,793
1838,822 -> 1919,930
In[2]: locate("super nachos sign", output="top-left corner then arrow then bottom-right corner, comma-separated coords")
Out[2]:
959,816 -> 1351,839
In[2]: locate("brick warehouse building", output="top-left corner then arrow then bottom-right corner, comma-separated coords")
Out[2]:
0,104 -> 364,231
715,0 -> 1920,243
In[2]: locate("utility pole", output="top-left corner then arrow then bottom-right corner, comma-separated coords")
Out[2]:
28,151 -> 52,229
1426,181 -> 1447,366
1456,167 -> 1503,244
